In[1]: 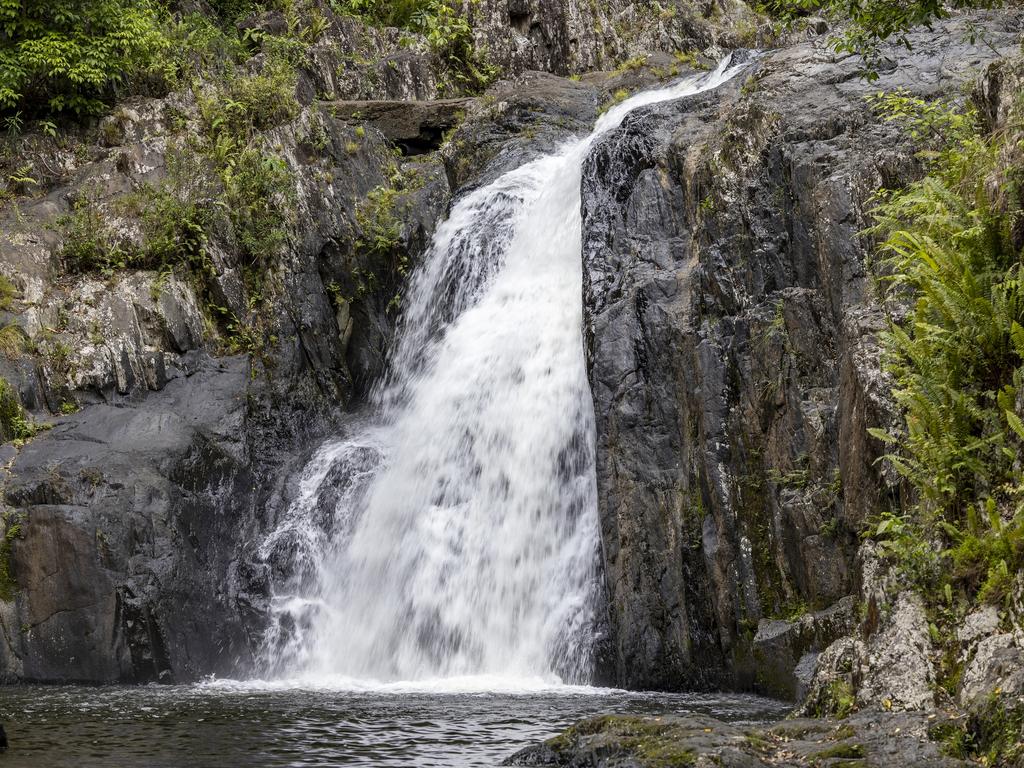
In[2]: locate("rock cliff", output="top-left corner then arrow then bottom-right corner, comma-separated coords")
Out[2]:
0,2 -> 1020,728
580,11 -> 1024,693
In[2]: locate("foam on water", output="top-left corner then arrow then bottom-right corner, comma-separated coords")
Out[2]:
258,58 -> 750,687
202,674 -> 622,696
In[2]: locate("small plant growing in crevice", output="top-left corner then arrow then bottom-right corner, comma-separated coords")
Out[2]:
598,88 -> 630,115
0,275 -> 19,311
0,510 -> 25,601
0,378 -> 40,444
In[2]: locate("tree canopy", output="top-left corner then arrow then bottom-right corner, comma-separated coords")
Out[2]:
0,0 -> 171,117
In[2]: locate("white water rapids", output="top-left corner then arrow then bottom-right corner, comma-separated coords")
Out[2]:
257,58 -> 747,689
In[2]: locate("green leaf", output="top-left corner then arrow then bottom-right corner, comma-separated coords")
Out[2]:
1006,410 -> 1024,442
867,427 -> 897,444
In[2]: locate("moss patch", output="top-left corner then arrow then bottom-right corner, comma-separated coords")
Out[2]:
810,742 -> 865,761
550,716 -> 697,767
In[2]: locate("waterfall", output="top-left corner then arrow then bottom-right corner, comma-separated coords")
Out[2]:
258,58 -> 748,687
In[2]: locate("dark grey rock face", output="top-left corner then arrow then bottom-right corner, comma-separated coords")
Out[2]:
1,360 -> 255,681
325,99 -> 474,154
469,0 -> 767,76
751,597 -> 857,701
580,12 -> 1024,692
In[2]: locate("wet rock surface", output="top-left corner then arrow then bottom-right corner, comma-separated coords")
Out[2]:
0,358 -> 256,681
580,11 -> 1024,691
0,68 -> 453,682
504,710 -> 972,767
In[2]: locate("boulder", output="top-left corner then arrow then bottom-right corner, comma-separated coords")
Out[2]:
326,99 -> 474,154
752,596 -> 857,700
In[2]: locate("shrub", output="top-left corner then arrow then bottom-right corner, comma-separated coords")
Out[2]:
223,146 -> 293,268
137,166 -> 213,272
0,274 -> 17,311
58,187 -> 126,275
933,695 -> 1024,765
0,376 -> 36,443
332,0 -> 495,92
329,0 -> 431,29
0,0 -> 171,117
0,323 -> 24,358
416,0 -> 497,93
867,93 -> 1024,608
163,12 -> 249,87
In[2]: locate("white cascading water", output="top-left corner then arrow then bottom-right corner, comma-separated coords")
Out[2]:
258,58 -> 748,688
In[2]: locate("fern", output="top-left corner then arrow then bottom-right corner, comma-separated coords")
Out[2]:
868,94 -> 1024,606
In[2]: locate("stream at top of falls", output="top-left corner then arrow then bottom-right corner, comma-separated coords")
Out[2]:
0,59 -> 792,768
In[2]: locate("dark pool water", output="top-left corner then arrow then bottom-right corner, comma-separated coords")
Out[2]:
0,679 -> 791,767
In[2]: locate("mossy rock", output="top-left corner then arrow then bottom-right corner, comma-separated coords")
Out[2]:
549,716 -> 698,767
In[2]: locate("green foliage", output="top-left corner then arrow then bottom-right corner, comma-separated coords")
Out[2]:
868,90 -> 976,150
352,178 -> 410,306
136,141 -> 291,348
0,376 -> 37,443
415,0 -> 496,93
0,0 -> 326,119
809,742 -> 865,761
334,0 -> 495,92
758,0 -> 1004,78
330,0 -> 431,28
945,499 -> 1024,605
45,6 -> 306,362
163,12 -> 249,86
0,510 -> 23,601
58,186 -> 126,275
549,716 -> 697,767
0,273 -> 17,311
598,88 -> 630,115
224,147 -> 294,267
616,55 -> 647,73
816,679 -> 857,719
867,93 -> 1024,609
357,185 -> 404,257
0,322 -> 24,358
136,153 -> 215,271
0,0 -> 171,117
673,50 -> 708,71
932,695 -> 1024,765
870,511 -> 944,588
208,0 -> 261,25
191,35 -> 300,272
199,55 -> 301,138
